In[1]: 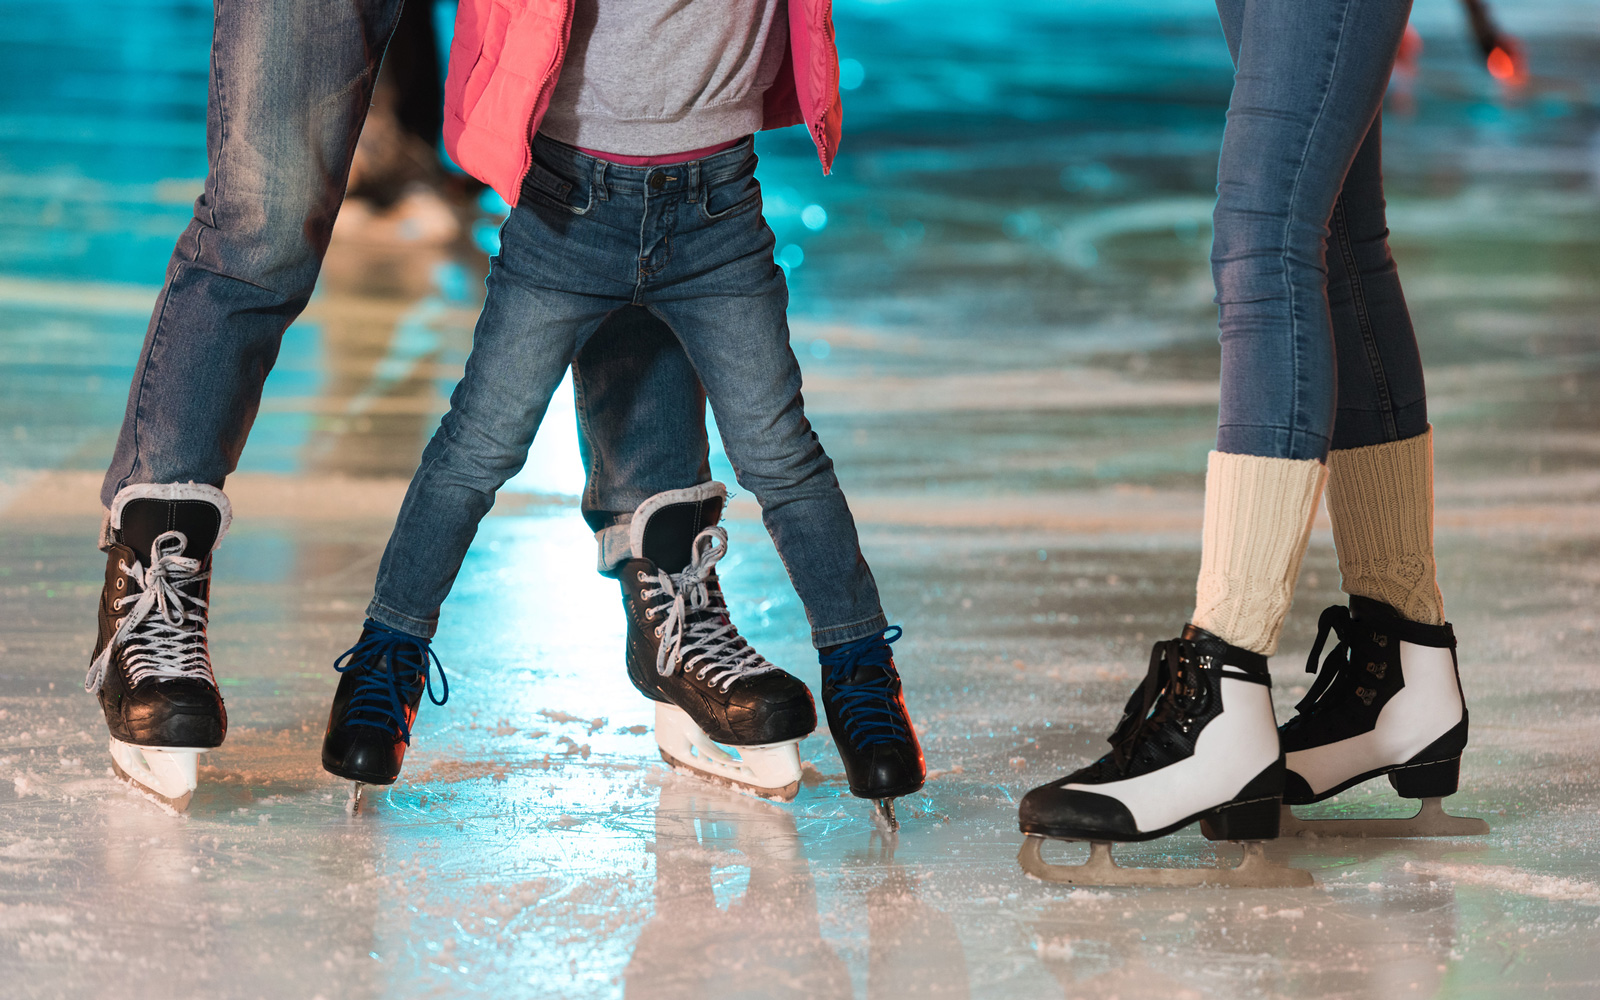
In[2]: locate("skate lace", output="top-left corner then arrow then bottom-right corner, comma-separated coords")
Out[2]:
333,623 -> 447,745
1106,638 -> 1211,773
84,531 -> 214,695
1295,605 -> 1358,715
819,626 -> 910,749
641,526 -> 775,691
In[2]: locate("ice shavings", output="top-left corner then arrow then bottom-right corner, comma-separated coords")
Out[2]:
1408,861 -> 1600,905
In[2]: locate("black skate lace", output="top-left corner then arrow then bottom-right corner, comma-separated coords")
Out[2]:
1295,605 -> 1358,715
1106,638 -> 1211,773
84,530 -> 214,695
640,526 -> 775,692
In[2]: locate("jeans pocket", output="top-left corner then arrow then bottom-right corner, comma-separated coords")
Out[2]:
699,159 -> 762,222
522,157 -> 592,215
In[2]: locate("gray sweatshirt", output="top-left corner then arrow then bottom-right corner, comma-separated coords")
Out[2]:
540,0 -> 790,156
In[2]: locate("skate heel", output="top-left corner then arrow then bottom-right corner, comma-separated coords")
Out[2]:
1199,796 -> 1281,842
1388,755 -> 1460,799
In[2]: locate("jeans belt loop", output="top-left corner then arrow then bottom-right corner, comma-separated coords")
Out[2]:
687,160 -> 702,204
592,158 -> 608,202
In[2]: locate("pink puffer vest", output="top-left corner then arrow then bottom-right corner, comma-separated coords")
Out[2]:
443,0 -> 843,207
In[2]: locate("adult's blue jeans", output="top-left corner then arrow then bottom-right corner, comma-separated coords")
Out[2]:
366,136 -> 886,649
1212,0 -> 1429,460
99,0 -> 707,535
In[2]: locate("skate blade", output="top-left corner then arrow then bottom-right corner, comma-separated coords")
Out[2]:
347,782 -> 367,815
1279,798 -> 1490,839
108,738 -> 200,812
1019,837 -> 1315,888
655,703 -> 803,802
872,798 -> 900,834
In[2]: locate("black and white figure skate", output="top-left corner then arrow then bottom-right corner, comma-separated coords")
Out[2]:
86,483 -> 232,811
819,627 -> 925,832
620,484 -> 817,801
322,621 -> 448,811
1018,627 -> 1313,887
1277,597 -> 1488,838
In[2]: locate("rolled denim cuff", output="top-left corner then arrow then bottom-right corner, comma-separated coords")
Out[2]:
595,518 -> 634,576
812,613 -> 890,651
365,601 -> 438,640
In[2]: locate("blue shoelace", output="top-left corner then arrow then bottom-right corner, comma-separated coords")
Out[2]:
333,621 -> 448,744
820,625 -> 911,750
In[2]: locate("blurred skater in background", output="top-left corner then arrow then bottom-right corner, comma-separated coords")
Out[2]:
87,0 -> 711,809
1017,0 -> 1488,886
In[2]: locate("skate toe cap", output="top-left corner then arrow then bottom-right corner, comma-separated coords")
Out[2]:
120,682 -> 226,747
726,675 -> 817,743
322,731 -> 403,785
1018,782 -> 1138,839
846,741 -> 926,799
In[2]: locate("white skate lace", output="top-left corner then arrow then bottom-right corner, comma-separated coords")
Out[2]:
84,530 -> 215,695
642,526 -> 776,692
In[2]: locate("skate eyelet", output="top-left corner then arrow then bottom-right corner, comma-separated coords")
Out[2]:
654,626 -> 663,638
637,571 -> 649,583
114,578 -> 125,590
1356,686 -> 1377,706
1374,633 -> 1388,648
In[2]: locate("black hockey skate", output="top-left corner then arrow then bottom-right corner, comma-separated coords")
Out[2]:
88,484 -> 231,810
819,626 -> 925,831
322,620 -> 448,806
1277,596 -> 1488,838
1018,627 -> 1312,887
619,484 -> 816,801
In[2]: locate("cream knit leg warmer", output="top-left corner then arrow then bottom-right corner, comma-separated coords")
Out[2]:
1325,428 -> 1445,625
1192,451 -> 1329,656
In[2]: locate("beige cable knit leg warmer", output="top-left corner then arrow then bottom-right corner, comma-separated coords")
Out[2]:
1325,428 -> 1446,625
1191,451 -> 1329,656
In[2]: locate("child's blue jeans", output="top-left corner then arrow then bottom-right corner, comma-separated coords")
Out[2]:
367,136 -> 887,649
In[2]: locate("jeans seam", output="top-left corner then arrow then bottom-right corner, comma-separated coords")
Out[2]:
116,270 -> 186,496
1276,0 -> 1354,459
203,0 -> 225,255
571,360 -> 602,514
1331,194 -> 1399,441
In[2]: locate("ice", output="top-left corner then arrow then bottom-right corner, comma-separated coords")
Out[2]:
5,0 -> 1600,997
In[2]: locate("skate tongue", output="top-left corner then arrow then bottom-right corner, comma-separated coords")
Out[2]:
119,498 -> 222,561
640,497 -> 724,573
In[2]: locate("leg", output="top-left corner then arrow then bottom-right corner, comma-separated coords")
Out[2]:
1211,0 -> 1413,462
1017,0 -> 1415,883
1277,117 -> 1483,837
642,149 -> 921,811
1322,115 -> 1444,623
1198,0 -> 1414,656
101,0 -> 404,505
364,262 -> 613,638
90,0 -> 402,809
572,307 -> 712,574
648,271 -> 885,650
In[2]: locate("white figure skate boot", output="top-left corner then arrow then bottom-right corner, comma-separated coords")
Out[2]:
1278,596 -> 1488,838
1018,626 -> 1312,887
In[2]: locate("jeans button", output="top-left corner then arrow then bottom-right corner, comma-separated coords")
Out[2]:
649,172 -> 665,191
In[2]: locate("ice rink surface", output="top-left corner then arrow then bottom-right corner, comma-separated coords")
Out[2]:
3,1 -> 1600,997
